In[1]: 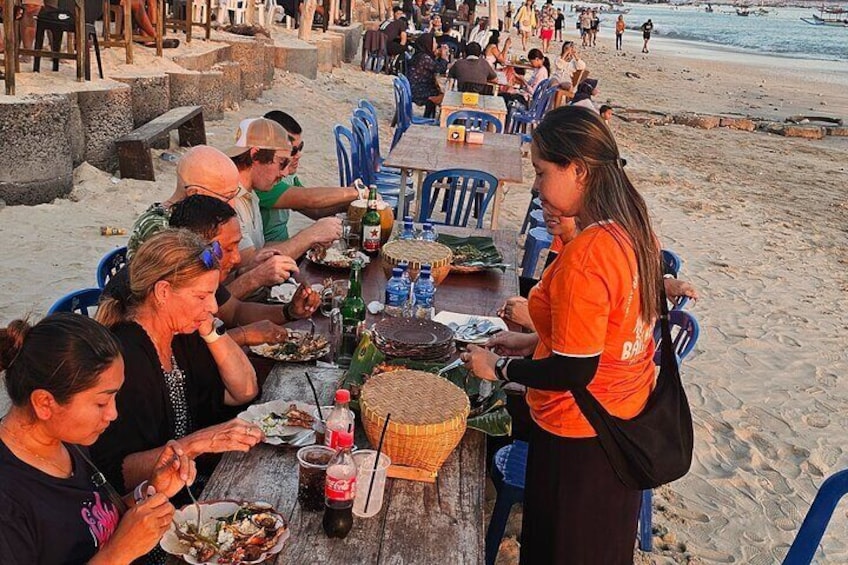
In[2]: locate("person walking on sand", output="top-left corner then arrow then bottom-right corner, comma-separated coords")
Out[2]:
590,9 -> 599,47
554,8 -> 564,42
504,1 -> 514,31
515,0 -> 536,50
579,9 -> 592,47
640,18 -> 653,53
539,0 -> 556,54
615,14 -> 625,50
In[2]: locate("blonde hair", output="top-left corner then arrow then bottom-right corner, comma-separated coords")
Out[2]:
97,229 -> 219,327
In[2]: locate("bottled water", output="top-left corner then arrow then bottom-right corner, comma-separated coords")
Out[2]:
420,223 -> 438,242
384,267 -> 408,317
413,266 -> 435,319
399,220 -> 417,240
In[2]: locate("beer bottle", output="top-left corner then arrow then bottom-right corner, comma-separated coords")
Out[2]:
338,260 -> 366,367
361,185 -> 382,256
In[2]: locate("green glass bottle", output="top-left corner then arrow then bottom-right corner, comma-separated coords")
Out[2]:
338,260 -> 366,367
361,185 -> 382,257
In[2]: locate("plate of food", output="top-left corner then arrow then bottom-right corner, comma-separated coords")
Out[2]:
267,281 -> 298,304
306,245 -> 370,270
436,234 -> 508,274
238,400 -> 316,446
250,331 -> 330,363
160,500 -> 289,564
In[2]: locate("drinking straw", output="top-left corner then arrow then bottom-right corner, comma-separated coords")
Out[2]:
364,413 -> 391,514
304,372 -> 324,421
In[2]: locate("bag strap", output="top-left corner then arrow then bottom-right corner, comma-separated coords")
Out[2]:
71,444 -> 129,515
658,278 -> 680,384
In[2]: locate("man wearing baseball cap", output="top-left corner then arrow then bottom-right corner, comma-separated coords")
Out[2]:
226,118 -> 342,270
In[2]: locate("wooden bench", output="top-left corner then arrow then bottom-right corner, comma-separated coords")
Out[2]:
116,105 -> 206,181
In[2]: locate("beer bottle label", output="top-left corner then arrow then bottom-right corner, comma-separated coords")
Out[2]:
363,225 -> 382,252
326,474 -> 356,501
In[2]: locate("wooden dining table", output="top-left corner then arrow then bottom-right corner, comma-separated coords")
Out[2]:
193,226 -> 519,564
439,91 -> 508,129
382,125 -> 524,229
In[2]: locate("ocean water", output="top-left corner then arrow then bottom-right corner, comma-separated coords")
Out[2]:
528,3 -> 848,61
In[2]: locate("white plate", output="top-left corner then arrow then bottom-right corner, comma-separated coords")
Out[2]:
268,281 -> 298,303
239,400 -> 317,446
432,311 -> 508,345
160,500 -> 289,564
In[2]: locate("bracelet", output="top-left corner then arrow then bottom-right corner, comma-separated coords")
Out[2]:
201,329 -> 221,344
283,302 -> 295,322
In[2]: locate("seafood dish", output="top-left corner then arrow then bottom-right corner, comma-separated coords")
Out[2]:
250,331 -> 330,363
306,246 -> 370,269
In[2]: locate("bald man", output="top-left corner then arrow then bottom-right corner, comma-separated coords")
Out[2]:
126,145 -> 299,298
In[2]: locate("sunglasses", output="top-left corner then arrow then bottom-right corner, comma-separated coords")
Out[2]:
185,184 -> 239,203
199,241 -> 223,269
290,141 -> 305,157
272,156 -> 291,171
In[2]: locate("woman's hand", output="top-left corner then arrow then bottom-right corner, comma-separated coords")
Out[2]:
184,418 -> 264,458
198,313 -> 215,339
236,321 -> 289,346
288,284 -> 320,319
498,297 -> 535,331
486,331 -> 539,357
664,278 -> 699,303
96,493 -> 175,564
149,440 -> 196,499
461,345 -> 499,382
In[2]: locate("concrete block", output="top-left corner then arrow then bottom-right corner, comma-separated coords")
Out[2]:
224,38 -> 267,99
760,122 -> 825,139
167,71 -> 202,108
672,113 -> 721,130
274,41 -> 318,80
616,109 -> 671,126
198,71 -> 226,121
112,74 -> 171,128
324,32 -> 344,67
825,126 -> 848,137
316,39 -> 334,73
172,44 -> 233,71
214,61 -> 243,111
329,23 -> 362,63
719,116 -> 756,131
0,94 -> 74,205
76,84 -> 134,172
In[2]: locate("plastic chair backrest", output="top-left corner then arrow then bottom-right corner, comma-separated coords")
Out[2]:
47,288 -> 102,317
653,309 -> 700,366
398,74 -> 414,122
445,109 -> 504,133
350,115 -> 376,186
96,246 -> 128,289
419,168 -> 500,228
783,469 -> 848,565
662,248 -> 682,278
532,84 -> 558,121
391,78 -> 410,148
357,100 -> 383,159
333,124 -> 359,187
353,108 -> 382,176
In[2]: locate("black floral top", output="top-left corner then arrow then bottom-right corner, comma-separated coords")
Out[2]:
409,52 -> 441,105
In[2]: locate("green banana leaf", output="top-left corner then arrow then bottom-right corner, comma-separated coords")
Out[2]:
341,333 -> 513,436
436,234 -> 508,271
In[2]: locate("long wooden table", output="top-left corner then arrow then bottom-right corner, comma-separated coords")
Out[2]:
382,125 -> 524,230
439,91 -> 508,130
199,226 -> 519,564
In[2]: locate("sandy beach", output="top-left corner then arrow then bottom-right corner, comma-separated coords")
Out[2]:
1,16 -> 848,564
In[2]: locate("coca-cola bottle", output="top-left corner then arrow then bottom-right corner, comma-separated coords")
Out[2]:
322,431 -> 356,539
324,389 -> 354,449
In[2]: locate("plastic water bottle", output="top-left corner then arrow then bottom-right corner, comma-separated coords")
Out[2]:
384,267 -> 408,317
420,223 -> 438,241
324,389 -> 354,449
322,430 -> 356,539
399,220 -> 417,240
413,268 -> 436,319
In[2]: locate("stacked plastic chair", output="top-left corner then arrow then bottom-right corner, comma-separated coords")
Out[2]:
507,80 -> 557,144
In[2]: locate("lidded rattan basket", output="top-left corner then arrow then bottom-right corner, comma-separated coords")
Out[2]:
380,240 -> 453,285
360,370 -> 469,480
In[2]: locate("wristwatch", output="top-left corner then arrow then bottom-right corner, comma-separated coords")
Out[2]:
495,357 -> 511,382
201,318 -> 226,344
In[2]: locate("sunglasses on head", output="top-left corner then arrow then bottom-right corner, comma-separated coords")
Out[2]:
185,184 -> 239,202
290,141 -> 305,157
199,241 -> 223,269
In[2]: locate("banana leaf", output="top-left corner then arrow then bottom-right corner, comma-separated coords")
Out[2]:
340,334 -> 512,436
436,234 -> 509,271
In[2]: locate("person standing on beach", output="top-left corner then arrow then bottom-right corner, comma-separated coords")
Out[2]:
615,14 -> 625,51
463,106 -> 662,564
640,18 -> 653,53
590,9 -> 599,47
504,1 -> 514,31
579,9 -> 592,47
539,0 -> 556,54
554,8 -> 564,42
515,0 -> 536,50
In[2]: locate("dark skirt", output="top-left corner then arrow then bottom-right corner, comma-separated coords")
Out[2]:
520,420 -> 641,565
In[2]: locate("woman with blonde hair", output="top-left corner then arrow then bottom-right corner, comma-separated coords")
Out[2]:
464,106 -> 662,562
514,0 -> 536,50
93,229 -> 264,495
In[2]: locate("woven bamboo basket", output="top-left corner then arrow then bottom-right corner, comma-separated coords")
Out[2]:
360,370 -> 469,479
380,240 -> 453,285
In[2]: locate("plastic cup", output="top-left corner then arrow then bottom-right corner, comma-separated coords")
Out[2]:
297,445 -> 334,511
352,450 -> 391,518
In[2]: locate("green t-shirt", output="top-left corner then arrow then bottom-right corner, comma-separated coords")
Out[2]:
257,175 -> 304,243
127,203 -> 170,258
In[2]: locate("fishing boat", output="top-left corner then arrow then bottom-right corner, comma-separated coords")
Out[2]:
736,6 -> 750,16
801,6 -> 848,26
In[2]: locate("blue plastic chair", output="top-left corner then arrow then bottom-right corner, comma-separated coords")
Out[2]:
783,469 -> 848,564
352,108 -> 411,186
662,249 -> 682,278
47,288 -> 102,317
507,79 -> 553,138
528,209 -> 545,230
485,440 -> 528,565
519,192 -> 541,235
445,109 -> 504,133
96,246 -> 128,288
391,77 -> 410,150
333,123 -> 360,188
358,99 -> 402,174
350,116 -> 414,213
520,226 -> 553,278
418,168 -> 500,229
397,74 -> 439,126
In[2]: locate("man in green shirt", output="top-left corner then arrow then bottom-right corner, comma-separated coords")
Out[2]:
260,111 -> 365,244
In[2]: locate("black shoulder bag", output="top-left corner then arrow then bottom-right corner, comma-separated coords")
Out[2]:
570,285 -> 694,490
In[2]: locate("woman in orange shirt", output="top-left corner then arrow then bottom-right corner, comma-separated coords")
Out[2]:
464,106 -> 662,563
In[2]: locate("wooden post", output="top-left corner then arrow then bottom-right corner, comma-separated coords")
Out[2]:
329,0 -> 337,26
75,0 -> 85,81
155,0 -> 163,56
298,0 -> 316,40
489,0 -> 498,29
4,0 -> 16,94
124,0 -> 133,63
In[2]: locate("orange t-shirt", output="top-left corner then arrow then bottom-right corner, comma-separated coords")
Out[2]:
549,236 -> 564,254
527,222 -> 655,438
616,20 -> 626,33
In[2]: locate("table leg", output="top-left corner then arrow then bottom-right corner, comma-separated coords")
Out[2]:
124,0 -> 133,64
397,167 -> 409,219
75,0 -> 85,81
4,0 -> 16,94
185,0 -> 192,43
491,181 -> 504,229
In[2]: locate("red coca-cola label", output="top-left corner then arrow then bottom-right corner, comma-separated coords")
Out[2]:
325,472 -> 356,501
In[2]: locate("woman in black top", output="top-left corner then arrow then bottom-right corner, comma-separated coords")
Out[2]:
408,33 -> 445,118
93,229 -> 264,494
0,313 -> 195,564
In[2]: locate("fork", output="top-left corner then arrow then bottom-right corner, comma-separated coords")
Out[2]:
185,483 -> 202,532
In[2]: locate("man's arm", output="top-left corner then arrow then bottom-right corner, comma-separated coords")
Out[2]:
270,185 -> 359,210
218,293 -> 288,327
